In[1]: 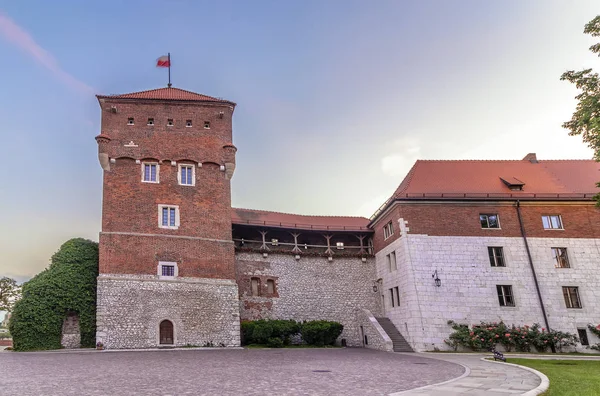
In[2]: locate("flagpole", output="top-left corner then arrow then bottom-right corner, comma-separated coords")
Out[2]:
168,53 -> 172,87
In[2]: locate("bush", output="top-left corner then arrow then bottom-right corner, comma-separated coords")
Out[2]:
240,321 -> 256,345
267,337 -> 284,348
301,320 -> 343,346
0,331 -> 11,339
241,319 -> 301,346
9,239 -> 99,351
445,320 -> 579,353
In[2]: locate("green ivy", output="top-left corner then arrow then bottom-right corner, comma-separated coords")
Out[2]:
9,238 -> 99,351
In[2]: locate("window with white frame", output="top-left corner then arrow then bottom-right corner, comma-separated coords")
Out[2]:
158,261 -> 178,279
496,285 -> 515,307
142,163 -> 159,183
147,118 -> 154,126
563,286 -> 582,308
186,119 -> 192,127
552,247 -> 570,268
336,242 -> 344,250
480,214 -> 500,229
178,164 -> 195,186
383,221 -> 394,239
488,247 -> 505,267
542,215 -> 563,230
127,117 -> 134,125
167,118 -> 174,126
158,205 -> 179,229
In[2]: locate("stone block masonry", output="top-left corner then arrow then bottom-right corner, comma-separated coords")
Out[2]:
96,275 -> 240,349
235,252 -> 382,347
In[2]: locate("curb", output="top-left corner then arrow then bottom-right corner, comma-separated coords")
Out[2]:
388,359 -> 470,395
481,358 -> 549,396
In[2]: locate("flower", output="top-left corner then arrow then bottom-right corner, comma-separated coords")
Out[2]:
522,336 -> 525,339
495,334 -> 499,338
505,333 -> 511,337
542,328 -> 546,332
470,332 -> 474,336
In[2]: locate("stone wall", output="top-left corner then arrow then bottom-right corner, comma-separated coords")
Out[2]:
235,252 -> 381,347
355,309 -> 393,352
96,275 -> 240,349
377,217 -> 600,351
61,313 -> 81,349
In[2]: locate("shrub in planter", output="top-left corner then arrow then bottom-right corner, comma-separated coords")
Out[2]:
301,320 -> 343,346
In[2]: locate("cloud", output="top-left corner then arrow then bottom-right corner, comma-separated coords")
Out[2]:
0,11 -> 93,94
381,137 -> 421,177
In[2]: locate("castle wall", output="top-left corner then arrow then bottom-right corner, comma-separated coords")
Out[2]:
96,275 -> 240,349
235,252 -> 381,347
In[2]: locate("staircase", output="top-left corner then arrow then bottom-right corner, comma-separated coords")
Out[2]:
375,317 -> 413,352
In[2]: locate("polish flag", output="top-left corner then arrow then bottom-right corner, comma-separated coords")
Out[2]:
156,55 -> 170,68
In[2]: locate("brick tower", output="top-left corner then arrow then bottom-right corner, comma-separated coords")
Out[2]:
94,87 -> 240,348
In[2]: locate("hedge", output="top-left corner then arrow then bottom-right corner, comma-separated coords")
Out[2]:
241,319 -> 343,347
9,238 -> 99,351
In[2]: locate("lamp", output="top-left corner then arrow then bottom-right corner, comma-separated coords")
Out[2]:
432,270 -> 441,287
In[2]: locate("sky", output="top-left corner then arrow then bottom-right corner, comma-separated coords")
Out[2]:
0,0 -> 599,284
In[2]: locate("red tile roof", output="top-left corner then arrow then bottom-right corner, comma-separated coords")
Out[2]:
231,208 -> 371,231
96,87 -> 235,105
391,159 -> 600,199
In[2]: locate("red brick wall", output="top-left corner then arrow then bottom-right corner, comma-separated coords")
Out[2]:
97,98 -> 236,279
372,201 -> 600,251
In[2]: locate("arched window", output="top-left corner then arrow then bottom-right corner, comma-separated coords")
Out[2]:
159,320 -> 174,345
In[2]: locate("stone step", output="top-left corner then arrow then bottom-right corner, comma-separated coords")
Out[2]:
375,317 -> 414,353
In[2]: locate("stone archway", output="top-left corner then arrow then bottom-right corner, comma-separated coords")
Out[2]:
159,320 -> 174,345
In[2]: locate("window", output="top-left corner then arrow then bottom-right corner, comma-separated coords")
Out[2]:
204,121 -> 210,129
552,248 -> 570,268
488,247 -> 505,267
389,289 -> 395,307
127,117 -> 134,125
336,242 -> 344,250
271,238 -> 278,246
147,118 -> 154,126
542,215 -> 563,230
186,119 -> 192,127
480,214 -> 500,229
178,164 -> 195,186
578,329 -> 589,346
251,277 -> 260,296
496,285 -> 515,307
563,286 -> 582,308
266,279 -> 275,294
142,163 -> 159,183
394,286 -> 400,306
167,118 -> 174,126
386,251 -> 397,272
157,261 -> 178,279
158,205 -> 179,229
383,221 -> 394,239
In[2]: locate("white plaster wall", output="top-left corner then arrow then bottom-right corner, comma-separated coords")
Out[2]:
376,222 -> 600,351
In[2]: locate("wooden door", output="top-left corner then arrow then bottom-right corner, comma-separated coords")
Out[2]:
159,320 -> 174,345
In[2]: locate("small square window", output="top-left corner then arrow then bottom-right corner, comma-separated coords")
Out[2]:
267,279 -> 275,294
147,118 -> 154,126
186,120 -> 192,127
480,214 -> 500,229
336,242 -> 344,250
563,286 -> 582,308
127,117 -> 134,125
167,119 -> 174,126
542,215 -> 563,230
204,121 -> 210,129
496,285 -> 515,307
158,205 -> 179,229
488,247 -> 505,267
162,265 -> 175,277
552,248 -> 570,268
271,238 -> 278,246
142,163 -> 159,183
179,164 -> 195,186
158,261 -> 178,279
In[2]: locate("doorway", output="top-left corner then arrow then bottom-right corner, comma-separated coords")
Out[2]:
159,320 -> 174,345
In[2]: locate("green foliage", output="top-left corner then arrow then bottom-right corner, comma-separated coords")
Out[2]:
445,321 -> 579,352
0,331 -> 11,339
0,277 -> 21,312
241,319 -> 342,347
300,320 -> 344,347
587,324 -> 600,351
9,239 -> 99,351
562,16 -> 600,201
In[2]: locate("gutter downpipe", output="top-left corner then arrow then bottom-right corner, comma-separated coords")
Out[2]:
515,200 -> 556,353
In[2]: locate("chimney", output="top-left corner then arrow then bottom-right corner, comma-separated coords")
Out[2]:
523,153 -> 538,163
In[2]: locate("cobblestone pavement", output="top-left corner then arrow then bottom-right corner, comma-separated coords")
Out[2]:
0,348 -> 464,396
392,353 -> 545,396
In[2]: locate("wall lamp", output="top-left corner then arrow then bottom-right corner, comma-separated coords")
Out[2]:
432,270 -> 441,287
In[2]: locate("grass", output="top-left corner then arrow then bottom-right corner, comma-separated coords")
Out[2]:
508,358 -> 600,396
427,350 -> 597,356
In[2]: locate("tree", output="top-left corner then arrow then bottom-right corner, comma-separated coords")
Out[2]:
561,16 -> 600,171
0,277 -> 21,312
